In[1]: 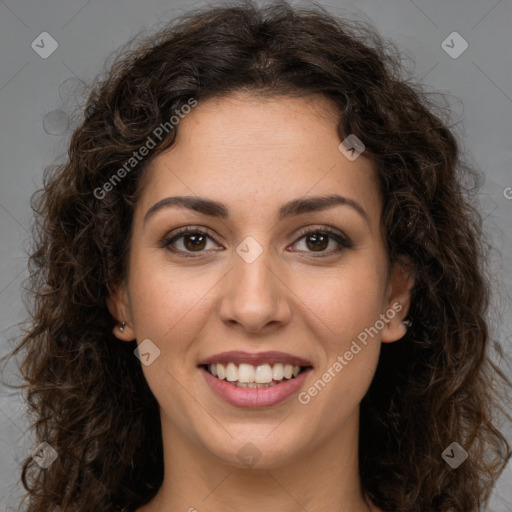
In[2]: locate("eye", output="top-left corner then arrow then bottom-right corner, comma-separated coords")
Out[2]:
162,227 -> 222,257
162,225 -> 353,258
289,227 -> 353,256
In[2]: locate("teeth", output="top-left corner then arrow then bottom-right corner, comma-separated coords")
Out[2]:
272,363 -> 284,380
207,362 -> 305,384
226,362 -> 238,382
236,381 -> 278,388
238,363 -> 255,383
255,363 -> 273,383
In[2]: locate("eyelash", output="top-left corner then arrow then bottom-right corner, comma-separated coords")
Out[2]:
161,226 -> 353,258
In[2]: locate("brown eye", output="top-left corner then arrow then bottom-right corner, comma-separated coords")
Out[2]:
163,228 -> 221,256
290,227 -> 353,256
183,233 -> 207,251
305,233 -> 329,251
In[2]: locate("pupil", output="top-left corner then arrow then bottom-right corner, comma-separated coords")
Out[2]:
185,234 -> 206,251
183,233 -> 328,252
306,233 -> 328,251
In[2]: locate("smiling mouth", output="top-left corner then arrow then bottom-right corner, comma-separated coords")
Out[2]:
202,362 -> 312,388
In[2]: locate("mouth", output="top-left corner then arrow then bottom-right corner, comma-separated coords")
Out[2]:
197,351 -> 313,408
201,362 -> 312,388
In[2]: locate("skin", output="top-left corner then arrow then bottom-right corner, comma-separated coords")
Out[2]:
107,92 -> 414,512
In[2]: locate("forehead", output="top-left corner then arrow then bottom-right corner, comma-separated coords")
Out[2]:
135,93 -> 381,227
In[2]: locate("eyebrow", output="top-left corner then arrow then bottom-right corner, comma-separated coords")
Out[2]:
143,193 -> 370,225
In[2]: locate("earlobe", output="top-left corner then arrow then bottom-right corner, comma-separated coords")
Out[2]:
112,320 -> 136,341
106,283 -> 136,341
381,257 -> 415,343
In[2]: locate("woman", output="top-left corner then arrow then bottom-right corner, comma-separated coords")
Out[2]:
4,1 -> 510,511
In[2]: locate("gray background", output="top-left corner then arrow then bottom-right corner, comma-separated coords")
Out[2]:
0,0 -> 511,510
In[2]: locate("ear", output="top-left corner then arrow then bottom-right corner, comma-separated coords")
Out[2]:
106,281 -> 136,342
381,256 -> 415,343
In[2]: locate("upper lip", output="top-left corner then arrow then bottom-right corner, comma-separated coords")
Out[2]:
198,351 -> 313,367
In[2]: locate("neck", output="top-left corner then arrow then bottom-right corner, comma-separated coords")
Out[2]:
139,409 -> 376,512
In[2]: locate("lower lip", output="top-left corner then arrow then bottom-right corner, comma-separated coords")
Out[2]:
200,366 -> 312,408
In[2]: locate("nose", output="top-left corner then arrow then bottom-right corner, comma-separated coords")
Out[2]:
218,247 -> 292,334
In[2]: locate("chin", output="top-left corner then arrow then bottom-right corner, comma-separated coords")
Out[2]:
200,428 -> 308,470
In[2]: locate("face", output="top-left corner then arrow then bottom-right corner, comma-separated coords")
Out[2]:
108,92 -> 413,469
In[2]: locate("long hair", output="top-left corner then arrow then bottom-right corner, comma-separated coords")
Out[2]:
1,1 -> 510,510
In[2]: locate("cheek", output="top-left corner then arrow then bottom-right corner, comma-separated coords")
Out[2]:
296,265 -> 386,420
291,258 -> 387,345
126,258 -> 215,416
127,253 -> 217,342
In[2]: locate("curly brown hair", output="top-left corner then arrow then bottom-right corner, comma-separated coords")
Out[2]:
1,1 -> 510,511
